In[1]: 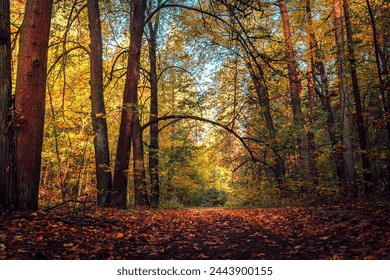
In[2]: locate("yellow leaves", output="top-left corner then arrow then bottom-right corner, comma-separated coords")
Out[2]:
63,243 -> 74,248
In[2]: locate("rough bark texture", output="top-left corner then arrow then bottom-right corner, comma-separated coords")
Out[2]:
333,0 -> 357,197
112,0 -> 147,208
277,0 -> 317,190
0,0 -> 15,210
148,19 -> 160,207
87,0 -> 112,207
14,0 -> 53,211
342,0 -> 373,194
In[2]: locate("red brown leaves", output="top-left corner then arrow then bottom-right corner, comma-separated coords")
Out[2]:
0,203 -> 389,259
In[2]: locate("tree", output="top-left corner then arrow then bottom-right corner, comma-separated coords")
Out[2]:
342,0 -> 373,194
87,0 -> 113,206
147,0 -> 161,207
332,0 -> 357,197
0,0 -> 15,210
305,0 -> 345,188
365,0 -> 390,191
112,0 -> 148,208
276,0 -> 317,190
14,0 -> 53,211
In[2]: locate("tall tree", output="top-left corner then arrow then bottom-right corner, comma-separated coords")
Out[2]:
365,0 -> 390,191
305,0 -> 345,188
87,0 -> 113,206
147,0 -> 161,207
342,0 -> 373,194
304,0 -> 318,166
276,0 -> 317,190
112,0 -> 148,208
332,0 -> 357,197
0,0 -> 15,209
14,0 -> 53,210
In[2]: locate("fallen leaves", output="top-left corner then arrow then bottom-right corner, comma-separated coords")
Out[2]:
0,203 -> 389,259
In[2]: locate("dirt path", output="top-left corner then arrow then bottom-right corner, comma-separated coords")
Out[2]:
1,205 -> 389,259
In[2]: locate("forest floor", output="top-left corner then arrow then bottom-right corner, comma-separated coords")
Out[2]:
0,202 -> 389,260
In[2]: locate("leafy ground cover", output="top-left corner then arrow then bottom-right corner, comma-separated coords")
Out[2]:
1,203 -> 389,259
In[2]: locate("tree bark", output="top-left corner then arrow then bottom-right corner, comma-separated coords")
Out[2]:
111,0 -> 147,208
14,0 -> 53,211
333,0 -> 357,197
0,0 -> 15,210
276,0 -> 317,191
133,113 -> 148,205
148,15 -> 160,207
87,0 -> 113,207
342,0 -> 373,195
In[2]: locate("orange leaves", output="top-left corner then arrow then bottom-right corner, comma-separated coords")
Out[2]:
0,204 -> 389,259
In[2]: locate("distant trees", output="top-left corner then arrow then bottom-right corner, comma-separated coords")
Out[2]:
276,0 -> 317,191
1,0 -> 389,211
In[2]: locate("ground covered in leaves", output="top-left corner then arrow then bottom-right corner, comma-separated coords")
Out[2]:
1,203 -> 389,260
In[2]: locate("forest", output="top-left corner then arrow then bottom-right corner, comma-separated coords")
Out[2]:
0,0 -> 389,259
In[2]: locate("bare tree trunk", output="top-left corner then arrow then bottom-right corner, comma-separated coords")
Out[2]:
14,0 -> 53,211
343,0 -> 373,195
333,0 -> 357,197
87,0 -> 112,207
276,0 -> 317,191
112,0 -> 147,208
148,15 -> 160,207
133,113 -> 148,205
0,0 -> 15,210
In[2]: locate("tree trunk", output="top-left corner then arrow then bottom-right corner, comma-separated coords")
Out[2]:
148,18 -> 160,207
333,0 -> 357,197
111,0 -> 147,208
0,0 -> 15,210
276,0 -> 317,191
343,0 -> 373,195
87,0 -> 112,207
305,0 -> 345,187
365,0 -> 390,191
133,114 -> 148,205
304,0 -> 319,185
14,0 -> 53,211
249,67 -> 286,191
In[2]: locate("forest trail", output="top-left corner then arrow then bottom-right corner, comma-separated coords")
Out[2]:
1,204 -> 389,259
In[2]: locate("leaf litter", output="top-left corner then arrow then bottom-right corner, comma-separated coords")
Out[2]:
0,203 -> 389,259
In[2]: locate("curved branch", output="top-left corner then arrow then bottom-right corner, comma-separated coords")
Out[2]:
141,114 -> 269,167
47,45 -> 89,76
